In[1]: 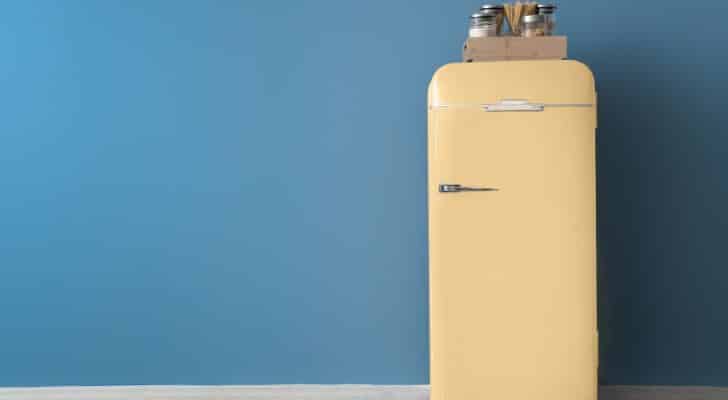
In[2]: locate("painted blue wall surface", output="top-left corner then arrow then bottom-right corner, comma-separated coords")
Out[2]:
1,0 -> 728,387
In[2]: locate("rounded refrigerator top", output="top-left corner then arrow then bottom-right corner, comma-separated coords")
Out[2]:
428,60 -> 595,108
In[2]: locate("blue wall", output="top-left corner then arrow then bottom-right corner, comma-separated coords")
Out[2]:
1,0 -> 728,387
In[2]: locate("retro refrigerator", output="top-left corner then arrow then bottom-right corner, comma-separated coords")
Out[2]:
428,60 -> 597,400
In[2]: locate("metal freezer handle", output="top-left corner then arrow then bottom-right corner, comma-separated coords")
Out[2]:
483,99 -> 544,112
439,184 -> 499,193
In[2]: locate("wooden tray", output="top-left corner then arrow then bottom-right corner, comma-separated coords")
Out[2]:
463,36 -> 567,62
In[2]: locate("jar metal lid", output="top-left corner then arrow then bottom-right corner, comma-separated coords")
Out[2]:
471,12 -> 497,20
480,4 -> 505,10
480,9 -> 502,16
537,4 -> 557,9
522,14 -> 545,23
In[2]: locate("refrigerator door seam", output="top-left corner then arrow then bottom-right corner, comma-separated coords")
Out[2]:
429,103 -> 593,110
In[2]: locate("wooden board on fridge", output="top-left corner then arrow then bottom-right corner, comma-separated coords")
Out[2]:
463,36 -> 567,62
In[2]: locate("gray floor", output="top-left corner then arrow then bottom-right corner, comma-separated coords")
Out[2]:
1,385 -> 728,400
0,385 -> 427,400
601,386 -> 728,400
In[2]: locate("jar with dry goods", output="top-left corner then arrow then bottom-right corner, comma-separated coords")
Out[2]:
479,4 -> 505,35
469,12 -> 498,37
521,14 -> 545,37
537,4 -> 557,35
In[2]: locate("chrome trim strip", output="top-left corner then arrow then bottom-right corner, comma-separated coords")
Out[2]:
429,102 -> 593,110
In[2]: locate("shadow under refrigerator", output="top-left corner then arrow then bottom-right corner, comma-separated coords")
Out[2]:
428,60 -> 597,400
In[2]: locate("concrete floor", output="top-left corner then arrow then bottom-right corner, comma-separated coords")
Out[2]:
1,385 -> 727,400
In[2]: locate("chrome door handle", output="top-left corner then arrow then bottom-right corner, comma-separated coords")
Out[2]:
439,184 -> 499,193
483,99 -> 544,112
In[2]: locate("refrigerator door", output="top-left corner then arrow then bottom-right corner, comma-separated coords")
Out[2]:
428,61 -> 597,400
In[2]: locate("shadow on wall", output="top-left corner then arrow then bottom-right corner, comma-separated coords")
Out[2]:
584,44 -> 728,384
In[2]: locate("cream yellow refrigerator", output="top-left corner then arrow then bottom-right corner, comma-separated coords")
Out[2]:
428,60 -> 597,400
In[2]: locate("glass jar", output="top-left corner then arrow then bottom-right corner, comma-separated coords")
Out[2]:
479,4 -> 505,35
521,14 -> 545,37
537,4 -> 557,35
469,12 -> 498,38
